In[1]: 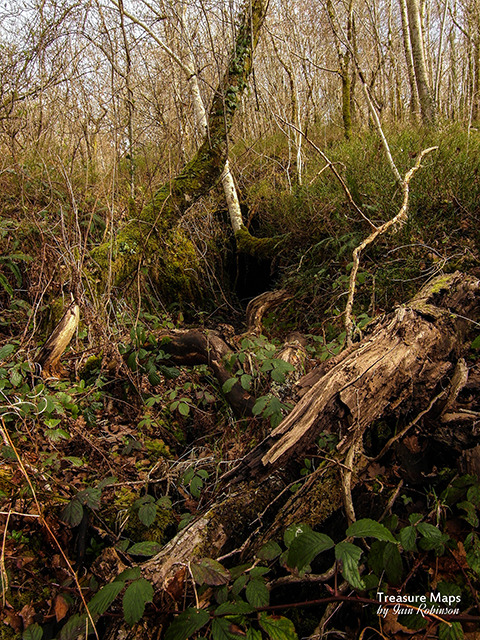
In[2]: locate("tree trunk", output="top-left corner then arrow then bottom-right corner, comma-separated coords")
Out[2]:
91,0 -> 268,292
405,0 -> 436,124
399,0 -> 420,119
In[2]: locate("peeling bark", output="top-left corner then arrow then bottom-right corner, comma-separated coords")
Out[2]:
36,302 -> 79,377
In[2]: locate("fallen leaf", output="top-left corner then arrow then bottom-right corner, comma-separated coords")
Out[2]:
55,594 -> 69,622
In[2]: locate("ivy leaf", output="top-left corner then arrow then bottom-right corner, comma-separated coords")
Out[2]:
128,541 -> 162,557
346,518 -> 398,543
88,580 -> 125,616
287,526 -> 334,571
164,608 -> 210,640
61,499 -> 84,527
245,579 -> 270,607
138,502 -> 157,527
335,542 -> 364,590
259,613 -> 298,640
191,558 -> 230,586
122,578 -> 154,626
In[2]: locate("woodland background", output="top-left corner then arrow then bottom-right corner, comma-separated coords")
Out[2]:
1,0 -> 480,639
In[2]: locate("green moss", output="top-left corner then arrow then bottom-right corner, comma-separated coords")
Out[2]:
235,226 -> 287,258
143,438 -> 172,460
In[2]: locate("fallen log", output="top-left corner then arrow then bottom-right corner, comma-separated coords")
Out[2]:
222,271 -> 480,484
102,272 -> 479,638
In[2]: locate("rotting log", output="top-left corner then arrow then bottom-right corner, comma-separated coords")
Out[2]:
102,272 -> 479,639
156,329 -> 255,416
222,272 -> 480,484
36,301 -> 80,377
245,289 -> 293,334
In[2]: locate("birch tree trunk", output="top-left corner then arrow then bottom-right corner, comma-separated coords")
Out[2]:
405,0 -> 436,123
399,0 -> 420,119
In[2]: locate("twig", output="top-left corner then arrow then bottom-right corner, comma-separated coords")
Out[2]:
273,114 -> 377,229
344,146 -> 438,345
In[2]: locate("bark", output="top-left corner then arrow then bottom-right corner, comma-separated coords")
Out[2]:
222,272 -> 480,483
91,0 -> 269,291
155,329 -> 255,416
399,0 -> 420,119
245,289 -> 293,334
36,302 -> 80,376
405,0 -> 436,124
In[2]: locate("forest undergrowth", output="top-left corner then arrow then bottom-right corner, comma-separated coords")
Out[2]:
1,123 -> 480,640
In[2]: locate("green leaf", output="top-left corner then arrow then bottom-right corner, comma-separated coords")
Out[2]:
191,558 -> 230,586
471,335 -> 480,349
287,527 -> 334,571
249,566 -> 270,579
148,370 -> 163,386
222,378 -> 238,394
116,567 -> 142,582
128,541 -> 162,557
335,542 -> 364,590
63,456 -> 84,467
10,369 -> 22,387
78,487 -> 101,509
259,613 -> 298,640
417,522 -> 448,552
284,523 -> 310,548
0,271 -> 14,296
232,574 -> 248,596
240,374 -> 252,390
346,518 -> 398,543
438,622 -> 464,640
138,502 -> 157,527
88,580 -> 125,615
383,542 -> 403,584
22,623 -> 43,640
465,532 -> 480,576
59,614 -> 89,640
215,602 -> 254,616
61,499 -> 84,527
467,484 -> 480,507
257,540 -> 282,561
252,396 -> 268,416
247,629 -> 262,640
399,525 -> 417,552
367,540 -> 386,575
190,475 -> 203,498
122,578 -> 154,625
178,402 -> 190,416
0,344 -> 15,361
458,501 -> 479,528
212,618 -> 246,640
165,608 -> 210,640
45,428 -> 71,442
246,579 -> 269,607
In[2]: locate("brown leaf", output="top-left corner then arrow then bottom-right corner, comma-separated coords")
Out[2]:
19,603 -> 36,628
3,610 -> 22,633
55,594 -> 69,622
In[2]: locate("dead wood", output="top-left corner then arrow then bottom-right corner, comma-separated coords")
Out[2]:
102,273 -> 480,640
155,328 -> 255,415
36,301 -> 80,377
222,272 -> 480,484
245,289 -> 292,334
